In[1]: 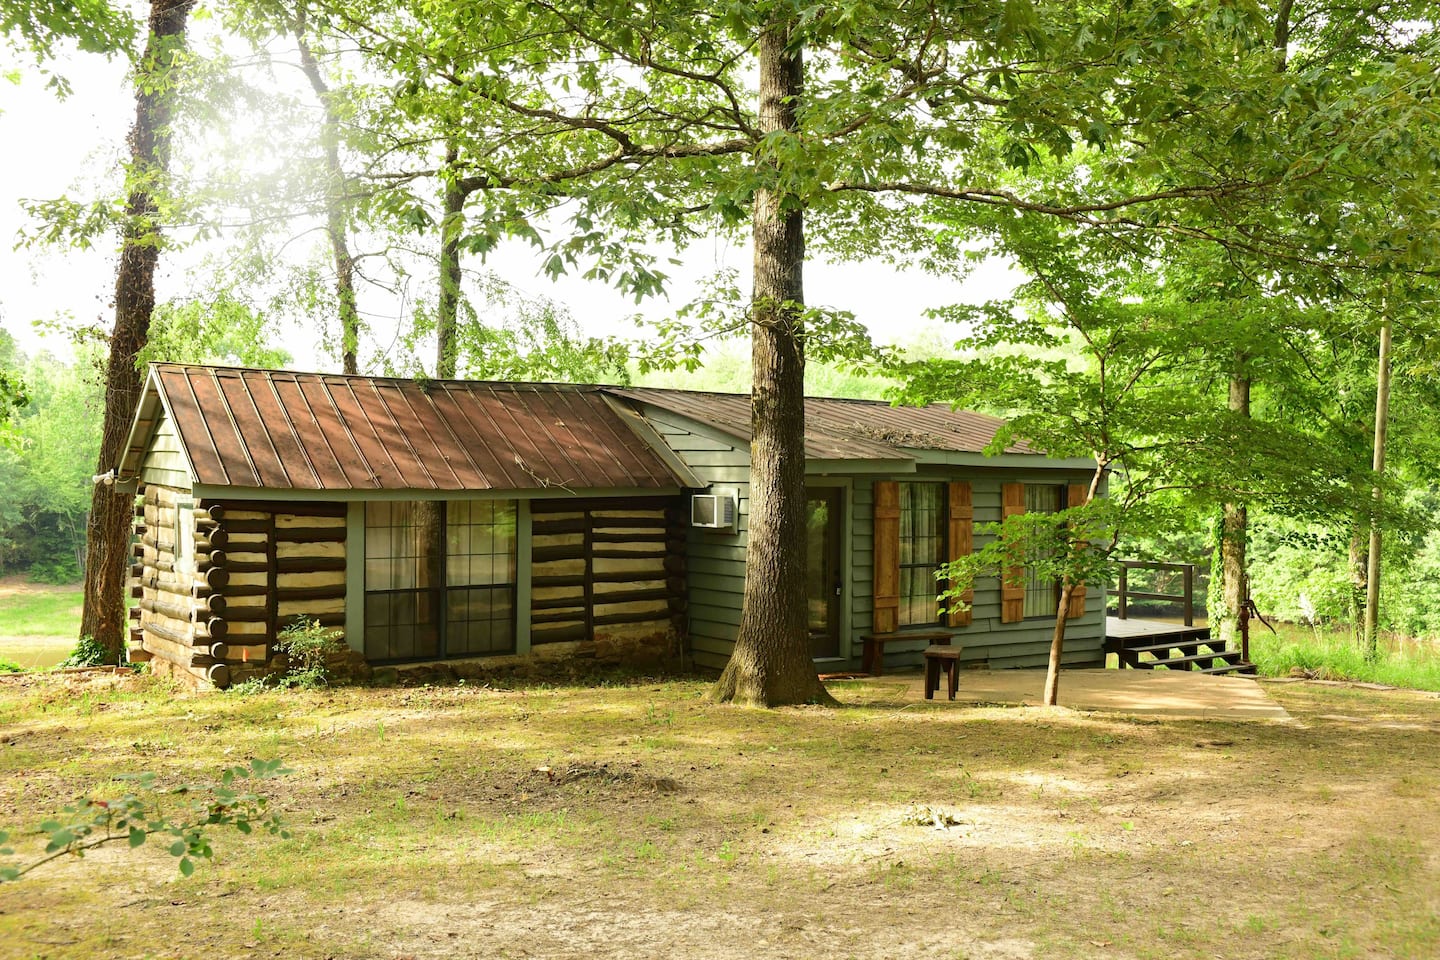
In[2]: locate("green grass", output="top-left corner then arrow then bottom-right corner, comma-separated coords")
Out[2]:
0,582 -> 83,637
0,580 -> 83,669
1249,622 -> 1440,691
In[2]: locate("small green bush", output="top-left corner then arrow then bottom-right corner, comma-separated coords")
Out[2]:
0,658 -> 23,674
57,636 -> 106,669
273,618 -> 348,689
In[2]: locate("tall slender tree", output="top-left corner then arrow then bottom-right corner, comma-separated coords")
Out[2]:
80,0 -> 194,662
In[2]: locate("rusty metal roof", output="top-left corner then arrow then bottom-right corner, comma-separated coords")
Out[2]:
122,365 -> 689,492
608,387 -> 1034,460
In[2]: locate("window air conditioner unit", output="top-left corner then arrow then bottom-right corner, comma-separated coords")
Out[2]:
691,492 -> 737,531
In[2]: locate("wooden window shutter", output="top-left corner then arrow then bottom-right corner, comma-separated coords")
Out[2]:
1000,482 -> 1026,623
946,481 -> 973,627
1066,483 -> 1089,620
872,481 -> 900,633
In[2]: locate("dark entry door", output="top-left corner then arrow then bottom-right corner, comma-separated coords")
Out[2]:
805,488 -> 844,659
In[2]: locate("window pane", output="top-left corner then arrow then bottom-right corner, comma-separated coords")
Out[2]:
1023,485 -> 1063,617
898,482 -> 945,626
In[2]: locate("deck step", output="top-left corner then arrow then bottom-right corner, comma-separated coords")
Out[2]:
1199,661 -> 1258,676
1121,638 -> 1219,657
1136,650 -> 1242,670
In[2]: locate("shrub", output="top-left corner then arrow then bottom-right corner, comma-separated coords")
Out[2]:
0,658 -> 22,674
57,635 -> 106,669
272,618 -> 348,689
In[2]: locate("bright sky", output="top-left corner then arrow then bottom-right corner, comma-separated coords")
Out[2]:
0,36 -> 1023,373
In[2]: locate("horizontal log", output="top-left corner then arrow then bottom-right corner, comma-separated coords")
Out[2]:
529,622 -> 588,645
196,550 -> 227,570
143,619 -> 196,652
272,526 -> 348,543
531,609 -> 586,626
196,504 -> 225,522
134,523 -> 147,537
135,504 -> 147,519
591,516 -> 669,530
131,562 -> 144,578
221,605 -> 268,622
202,617 -> 228,641
207,642 -> 230,661
127,646 -> 153,663
532,544 -> 586,564
530,496 -> 678,513
593,547 -> 667,560
533,571 -> 673,588
593,609 -> 670,627
196,530 -> 228,551
129,605 -> 142,621
275,585 -> 347,603
202,499 -> 345,518
140,595 -> 196,624
277,612 -> 343,629
207,663 -> 231,689
226,557 -> 345,575
530,518 -> 587,536
531,593 -> 586,612
588,586 -> 673,607
130,584 -> 143,599
589,531 -> 668,545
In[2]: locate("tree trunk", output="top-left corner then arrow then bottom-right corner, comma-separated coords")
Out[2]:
79,0 -> 193,663
1363,310 -> 1392,660
709,18 -> 831,707
1217,370 -> 1250,648
1348,523 -> 1367,644
1040,463 -> 1104,706
436,140 -> 464,379
295,23 -> 360,374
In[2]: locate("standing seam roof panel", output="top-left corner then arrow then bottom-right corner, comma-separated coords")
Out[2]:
426,385 -> 513,490
251,371 -> 324,490
216,370 -> 290,489
271,376 -> 354,488
528,388 -> 611,487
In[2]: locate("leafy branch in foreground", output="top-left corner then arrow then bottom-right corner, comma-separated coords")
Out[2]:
0,757 -> 291,882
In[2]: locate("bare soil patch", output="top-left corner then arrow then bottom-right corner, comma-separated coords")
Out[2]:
0,675 -> 1436,959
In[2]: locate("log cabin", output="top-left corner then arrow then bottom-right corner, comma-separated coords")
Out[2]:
116,364 -> 1104,688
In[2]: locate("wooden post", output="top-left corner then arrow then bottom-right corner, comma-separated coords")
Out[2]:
1118,566 -> 1128,620
1182,564 -> 1194,626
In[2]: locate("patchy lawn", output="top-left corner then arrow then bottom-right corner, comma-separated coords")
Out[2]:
0,673 -> 1437,959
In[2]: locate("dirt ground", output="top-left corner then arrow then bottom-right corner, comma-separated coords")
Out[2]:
0,672 -> 1437,959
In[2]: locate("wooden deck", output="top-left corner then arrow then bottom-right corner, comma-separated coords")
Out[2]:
1105,616 -> 1211,643
1105,616 -> 1254,675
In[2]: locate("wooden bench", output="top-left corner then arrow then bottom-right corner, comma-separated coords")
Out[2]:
923,645 -> 964,700
860,630 -> 953,676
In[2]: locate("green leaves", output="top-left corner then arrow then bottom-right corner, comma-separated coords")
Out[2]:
0,759 -> 291,883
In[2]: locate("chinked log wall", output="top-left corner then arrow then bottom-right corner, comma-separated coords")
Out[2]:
529,498 -> 686,660
131,485 -> 346,689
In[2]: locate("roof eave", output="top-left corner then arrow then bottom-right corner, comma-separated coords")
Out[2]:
908,449 -> 1099,470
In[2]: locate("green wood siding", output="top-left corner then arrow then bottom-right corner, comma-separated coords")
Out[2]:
139,412 -> 192,491
850,470 -> 1107,672
636,406 -> 750,670
604,403 -> 1109,674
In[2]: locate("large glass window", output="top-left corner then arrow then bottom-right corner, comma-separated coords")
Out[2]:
898,482 -> 945,626
1023,485 -> 1063,618
364,500 -> 516,662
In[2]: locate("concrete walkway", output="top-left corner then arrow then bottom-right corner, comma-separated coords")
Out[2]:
874,668 -> 1292,721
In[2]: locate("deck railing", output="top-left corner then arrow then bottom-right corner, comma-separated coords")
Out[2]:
1115,561 -> 1196,626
